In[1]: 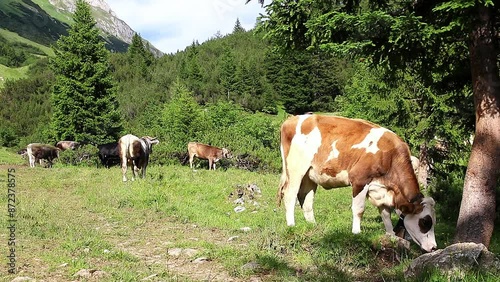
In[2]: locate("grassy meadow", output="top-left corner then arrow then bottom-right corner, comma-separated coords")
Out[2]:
1,149 -> 499,281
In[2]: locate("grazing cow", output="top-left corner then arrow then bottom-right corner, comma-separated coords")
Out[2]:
187,142 -> 230,170
55,140 -> 80,151
278,114 -> 437,252
118,134 -> 159,181
17,148 -> 27,159
97,142 -> 121,168
26,143 -> 61,168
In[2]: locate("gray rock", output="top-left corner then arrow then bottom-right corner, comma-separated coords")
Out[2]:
242,261 -> 261,271
405,242 -> 500,279
234,206 -> 246,213
11,277 -> 33,282
73,269 -> 108,278
192,257 -> 210,264
167,248 -> 183,257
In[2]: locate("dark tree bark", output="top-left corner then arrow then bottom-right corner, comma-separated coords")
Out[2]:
455,4 -> 500,247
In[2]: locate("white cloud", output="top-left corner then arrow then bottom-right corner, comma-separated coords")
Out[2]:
106,0 -> 265,54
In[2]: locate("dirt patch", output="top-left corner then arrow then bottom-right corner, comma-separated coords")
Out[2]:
108,217 -> 259,282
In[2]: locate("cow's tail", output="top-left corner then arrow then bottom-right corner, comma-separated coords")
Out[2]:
276,171 -> 287,207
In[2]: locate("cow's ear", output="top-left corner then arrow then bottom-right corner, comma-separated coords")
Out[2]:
399,202 -> 424,215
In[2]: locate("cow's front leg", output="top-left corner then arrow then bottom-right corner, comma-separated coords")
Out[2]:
378,206 -> 395,235
208,159 -> 213,170
132,161 -> 139,181
351,184 -> 369,234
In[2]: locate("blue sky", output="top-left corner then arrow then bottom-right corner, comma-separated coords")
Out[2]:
106,0 -> 265,54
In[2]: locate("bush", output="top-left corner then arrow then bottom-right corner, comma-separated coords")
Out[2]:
58,145 -> 100,167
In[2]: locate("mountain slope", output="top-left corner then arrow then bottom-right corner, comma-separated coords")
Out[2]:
0,0 -> 162,55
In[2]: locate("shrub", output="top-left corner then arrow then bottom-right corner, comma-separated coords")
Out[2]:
58,145 -> 99,167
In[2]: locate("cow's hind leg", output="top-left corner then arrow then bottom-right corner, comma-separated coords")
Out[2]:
121,157 -> 128,182
298,173 -> 318,224
283,164 -> 311,227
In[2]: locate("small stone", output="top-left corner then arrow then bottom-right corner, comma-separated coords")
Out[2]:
167,248 -> 183,257
228,236 -> 239,241
192,257 -> 210,264
103,249 -> 111,253
242,261 -> 261,271
234,206 -> 246,213
141,273 -> 158,281
10,277 -> 34,282
240,227 -> 252,232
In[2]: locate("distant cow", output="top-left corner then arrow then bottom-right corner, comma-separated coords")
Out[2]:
26,143 -> 61,168
17,148 -> 27,159
97,142 -> 120,168
118,134 -> 159,181
187,142 -> 230,170
278,114 -> 437,252
55,141 -> 80,151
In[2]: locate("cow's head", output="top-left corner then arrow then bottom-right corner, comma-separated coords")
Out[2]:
399,197 -> 437,252
142,136 -> 160,151
222,148 -> 231,158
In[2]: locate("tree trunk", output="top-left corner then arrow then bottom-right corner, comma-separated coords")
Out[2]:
418,144 -> 429,189
455,4 -> 500,247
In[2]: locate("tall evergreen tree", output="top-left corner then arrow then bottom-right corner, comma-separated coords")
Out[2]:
128,33 -> 154,66
233,18 -> 246,33
50,0 -> 122,144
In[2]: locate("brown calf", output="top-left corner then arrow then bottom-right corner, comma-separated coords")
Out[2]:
187,142 -> 230,170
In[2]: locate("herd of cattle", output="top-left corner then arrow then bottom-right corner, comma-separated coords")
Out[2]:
17,114 -> 437,252
20,135 -> 231,179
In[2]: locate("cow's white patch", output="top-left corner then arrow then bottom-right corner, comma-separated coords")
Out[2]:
367,181 -> 393,208
139,139 -> 148,153
308,169 -> 349,188
403,197 -> 437,252
327,140 -> 340,161
284,115 -> 322,226
351,128 -> 390,154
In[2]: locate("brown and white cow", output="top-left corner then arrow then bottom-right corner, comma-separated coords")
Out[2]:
55,140 -> 80,151
26,143 -> 61,168
278,114 -> 437,252
118,134 -> 159,181
187,142 -> 230,170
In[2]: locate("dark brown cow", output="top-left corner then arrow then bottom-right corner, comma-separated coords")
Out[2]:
118,134 -> 159,181
55,141 -> 80,151
278,114 -> 437,252
187,142 -> 230,170
26,143 -> 61,168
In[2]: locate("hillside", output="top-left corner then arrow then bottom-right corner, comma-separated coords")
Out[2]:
0,0 -> 162,85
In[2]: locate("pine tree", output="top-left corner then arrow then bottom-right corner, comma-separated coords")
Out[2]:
233,18 -> 246,33
128,33 -> 154,66
50,0 -> 122,144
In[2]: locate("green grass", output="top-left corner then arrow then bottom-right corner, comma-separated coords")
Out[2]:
0,147 -> 24,165
0,149 -> 498,281
0,63 -> 30,87
0,29 -> 54,56
31,0 -> 74,25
